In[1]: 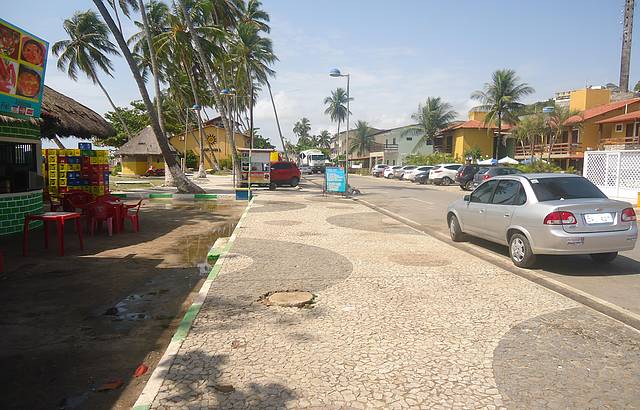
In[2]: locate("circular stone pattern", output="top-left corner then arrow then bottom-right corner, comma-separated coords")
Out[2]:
267,291 -> 314,307
326,212 -> 418,235
493,306 -> 640,408
263,220 -> 302,226
387,253 -> 450,267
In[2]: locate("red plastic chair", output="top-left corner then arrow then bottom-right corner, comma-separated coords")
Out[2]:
124,199 -> 144,232
63,191 -> 93,212
95,194 -> 122,204
89,203 -> 114,236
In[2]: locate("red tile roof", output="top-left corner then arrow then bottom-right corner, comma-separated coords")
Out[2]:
594,109 -> 640,124
564,98 -> 640,125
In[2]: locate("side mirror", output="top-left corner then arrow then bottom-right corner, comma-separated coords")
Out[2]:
463,195 -> 471,202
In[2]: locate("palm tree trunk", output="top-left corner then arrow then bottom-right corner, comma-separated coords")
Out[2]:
93,73 -> 133,140
266,79 -> 288,160
181,58 -> 210,176
495,112 -> 502,159
177,0 -> 239,180
93,0 -> 204,193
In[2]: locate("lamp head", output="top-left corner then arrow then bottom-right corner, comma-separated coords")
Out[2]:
329,68 -> 342,77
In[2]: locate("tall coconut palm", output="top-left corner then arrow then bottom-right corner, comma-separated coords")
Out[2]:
52,10 -> 133,141
349,120 -> 374,156
315,130 -> 332,149
401,97 -> 457,150
471,69 -> 534,158
293,117 -> 311,141
92,0 -> 203,193
323,87 -> 351,149
240,0 -> 270,33
107,0 -> 138,34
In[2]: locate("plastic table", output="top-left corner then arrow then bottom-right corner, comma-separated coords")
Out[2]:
23,212 -> 84,257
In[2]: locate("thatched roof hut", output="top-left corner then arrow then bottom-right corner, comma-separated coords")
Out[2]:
0,85 -> 115,140
116,125 -> 171,156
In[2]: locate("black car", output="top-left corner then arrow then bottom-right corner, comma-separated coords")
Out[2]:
472,166 -> 522,188
414,168 -> 434,185
455,164 -> 480,191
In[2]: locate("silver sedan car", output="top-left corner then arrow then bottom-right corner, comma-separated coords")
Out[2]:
446,173 -> 638,268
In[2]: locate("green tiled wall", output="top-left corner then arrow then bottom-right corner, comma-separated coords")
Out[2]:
0,121 -> 40,140
0,191 -> 43,235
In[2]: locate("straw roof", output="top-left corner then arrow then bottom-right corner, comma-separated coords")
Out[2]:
0,85 -> 115,139
116,125 -> 173,156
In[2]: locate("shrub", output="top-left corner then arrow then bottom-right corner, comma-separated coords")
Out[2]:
111,162 -> 122,176
218,158 -> 232,170
515,161 -> 577,174
404,152 -> 460,165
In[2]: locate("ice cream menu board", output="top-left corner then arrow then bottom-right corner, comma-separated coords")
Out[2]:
0,18 -> 48,118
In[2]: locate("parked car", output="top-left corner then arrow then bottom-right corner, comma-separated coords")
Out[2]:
371,163 -> 388,177
384,166 -> 402,178
428,164 -> 463,185
299,164 -> 313,174
447,173 -> 638,268
396,165 -> 417,180
270,161 -> 301,189
455,164 -> 480,191
413,167 -> 435,184
404,166 -> 432,182
472,166 -> 521,188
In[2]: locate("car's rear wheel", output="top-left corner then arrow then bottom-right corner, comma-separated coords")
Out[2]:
464,180 -> 474,191
289,177 -> 299,187
590,252 -> 618,263
509,233 -> 536,268
269,182 -> 277,191
448,215 -> 466,242
441,177 -> 453,186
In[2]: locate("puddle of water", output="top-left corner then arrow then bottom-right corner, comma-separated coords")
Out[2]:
179,222 -> 236,265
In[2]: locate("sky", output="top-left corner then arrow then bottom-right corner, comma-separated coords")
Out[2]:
4,0 -> 638,149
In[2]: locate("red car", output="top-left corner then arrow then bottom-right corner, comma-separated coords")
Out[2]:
270,161 -> 300,189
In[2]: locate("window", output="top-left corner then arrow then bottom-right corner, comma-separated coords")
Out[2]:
392,160 -> 396,165
615,123 -> 624,133
385,139 -> 388,145
385,160 -> 389,165
530,177 -> 606,201
492,180 -> 522,205
392,138 -> 396,144
514,185 -> 527,205
406,137 -> 412,141
470,180 -> 498,203
271,162 -> 290,170
445,165 -> 462,170
310,154 -> 325,160
0,142 -> 38,193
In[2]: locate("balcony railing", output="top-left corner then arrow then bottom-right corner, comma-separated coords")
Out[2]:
600,136 -> 640,149
370,143 -> 398,152
514,142 -> 583,159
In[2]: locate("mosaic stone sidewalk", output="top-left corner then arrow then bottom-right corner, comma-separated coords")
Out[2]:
147,190 -> 640,409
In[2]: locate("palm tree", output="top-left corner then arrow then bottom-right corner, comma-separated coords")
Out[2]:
401,97 -> 457,150
324,87 -> 351,148
349,120 -> 374,156
107,0 -> 138,34
546,105 -> 580,161
92,0 -> 203,193
471,69 -> 534,158
512,113 -> 545,158
315,130 -> 332,149
293,117 -> 311,141
52,10 -> 133,141
240,0 -> 270,33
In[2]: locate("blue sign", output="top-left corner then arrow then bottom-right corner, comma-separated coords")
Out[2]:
325,167 -> 346,193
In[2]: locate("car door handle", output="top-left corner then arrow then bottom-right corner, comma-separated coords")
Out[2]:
479,209 -> 485,213
504,213 -> 511,217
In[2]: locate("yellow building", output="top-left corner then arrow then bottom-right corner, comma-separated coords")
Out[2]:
436,110 -> 512,160
116,126 -> 170,175
168,117 -> 249,169
514,87 -> 640,167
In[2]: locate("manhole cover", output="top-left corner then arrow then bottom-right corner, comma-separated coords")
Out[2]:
261,291 -> 314,307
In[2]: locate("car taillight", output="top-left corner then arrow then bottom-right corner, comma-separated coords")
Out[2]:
434,169 -> 442,173
544,211 -> 577,225
621,208 -> 636,222
482,174 -> 491,180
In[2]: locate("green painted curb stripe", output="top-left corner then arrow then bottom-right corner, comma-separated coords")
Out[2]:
208,264 -> 223,280
194,193 -> 218,199
149,193 -> 173,198
132,405 -> 151,410
171,303 -> 203,342
112,193 -> 127,198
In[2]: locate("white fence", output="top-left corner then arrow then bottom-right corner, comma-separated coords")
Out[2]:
583,150 -> 640,203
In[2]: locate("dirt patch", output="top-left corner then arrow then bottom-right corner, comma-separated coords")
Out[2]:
387,253 -> 451,267
0,200 -> 244,410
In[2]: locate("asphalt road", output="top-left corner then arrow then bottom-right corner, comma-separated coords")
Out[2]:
310,173 -> 640,316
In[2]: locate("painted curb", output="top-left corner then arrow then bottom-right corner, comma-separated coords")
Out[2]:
132,197 -> 255,409
111,192 -> 235,200
353,196 -> 640,332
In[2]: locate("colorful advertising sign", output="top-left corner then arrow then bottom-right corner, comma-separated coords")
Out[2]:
325,167 -> 346,193
0,18 -> 48,118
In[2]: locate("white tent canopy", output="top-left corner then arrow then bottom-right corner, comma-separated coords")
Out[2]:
477,158 -> 497,165
498,156 -> 519,165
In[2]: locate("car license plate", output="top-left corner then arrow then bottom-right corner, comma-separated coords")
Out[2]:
584,213 -> 613,224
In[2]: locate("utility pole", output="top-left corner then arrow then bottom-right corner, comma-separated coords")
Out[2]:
620,0 -> 634,92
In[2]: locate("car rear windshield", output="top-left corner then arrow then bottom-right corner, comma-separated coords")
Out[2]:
530,177 -> 607,201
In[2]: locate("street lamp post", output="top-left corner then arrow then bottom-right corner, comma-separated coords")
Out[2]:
329,68 -> 350,195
